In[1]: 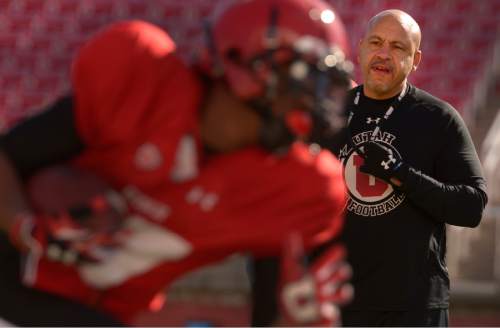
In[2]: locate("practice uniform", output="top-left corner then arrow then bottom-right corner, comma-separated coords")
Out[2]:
0,21 -> 346,324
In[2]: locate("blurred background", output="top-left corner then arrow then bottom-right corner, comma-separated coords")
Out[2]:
0,0 -> 498,326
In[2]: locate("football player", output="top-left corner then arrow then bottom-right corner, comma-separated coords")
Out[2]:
0,0 -> 352,325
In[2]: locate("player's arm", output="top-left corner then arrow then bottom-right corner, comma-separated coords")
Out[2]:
0,95 -> 84,235
250,236 -> 353,326
250,235 -> 352,327
360,106 -> 487,228
0,151 -> 29,234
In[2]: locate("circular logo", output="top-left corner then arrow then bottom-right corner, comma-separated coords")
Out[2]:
341,143 -> 405,217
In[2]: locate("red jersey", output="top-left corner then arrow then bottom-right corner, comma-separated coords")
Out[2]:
22,21 -> 346,323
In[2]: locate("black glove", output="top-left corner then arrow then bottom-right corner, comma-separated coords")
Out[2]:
360,141 -> 405,185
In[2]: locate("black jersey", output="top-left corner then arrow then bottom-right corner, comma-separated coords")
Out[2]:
334,83 -> 487,311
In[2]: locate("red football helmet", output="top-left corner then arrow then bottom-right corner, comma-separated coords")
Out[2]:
210,0 -> 350,97
201,0 -> 353,151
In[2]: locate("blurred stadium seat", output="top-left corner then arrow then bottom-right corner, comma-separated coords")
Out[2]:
0,0 -> 497,132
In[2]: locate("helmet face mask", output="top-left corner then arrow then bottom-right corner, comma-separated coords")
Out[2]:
253,43 -> 351,151
206,0 -> 353,152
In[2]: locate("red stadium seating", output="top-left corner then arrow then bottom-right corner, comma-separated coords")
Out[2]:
0,0 -> 497,132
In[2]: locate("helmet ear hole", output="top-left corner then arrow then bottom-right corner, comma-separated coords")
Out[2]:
224,61 -> 264,99
223,47 -> 263,98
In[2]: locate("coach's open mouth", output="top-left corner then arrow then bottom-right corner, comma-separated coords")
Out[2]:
371,64 -> 391,74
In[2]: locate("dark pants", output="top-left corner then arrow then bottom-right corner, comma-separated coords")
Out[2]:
342,308 -> 449,327
0,234 -> 124,327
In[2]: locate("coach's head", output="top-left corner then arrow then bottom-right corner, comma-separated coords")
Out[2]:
358,9 -> 422,99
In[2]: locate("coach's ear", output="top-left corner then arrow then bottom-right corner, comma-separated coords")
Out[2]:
412,49 -> 422,72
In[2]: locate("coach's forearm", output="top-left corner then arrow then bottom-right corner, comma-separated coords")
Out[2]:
399,166 -> 487,228
0,151 -> 30,233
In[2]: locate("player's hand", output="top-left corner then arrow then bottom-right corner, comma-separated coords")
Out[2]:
360,141 -> 405,186
9,193 -> 127,265
279,233 -> 353,327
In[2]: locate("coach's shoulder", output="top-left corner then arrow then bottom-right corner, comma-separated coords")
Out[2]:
409,84 -> 462,122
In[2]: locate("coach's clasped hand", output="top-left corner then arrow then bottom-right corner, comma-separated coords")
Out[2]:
360,141 -> 407,187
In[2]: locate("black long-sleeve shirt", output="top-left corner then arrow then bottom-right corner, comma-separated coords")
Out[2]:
337,84 -> 487,311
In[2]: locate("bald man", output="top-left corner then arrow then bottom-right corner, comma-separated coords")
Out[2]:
330,10 -> 487,326
359,10 -> 421,101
